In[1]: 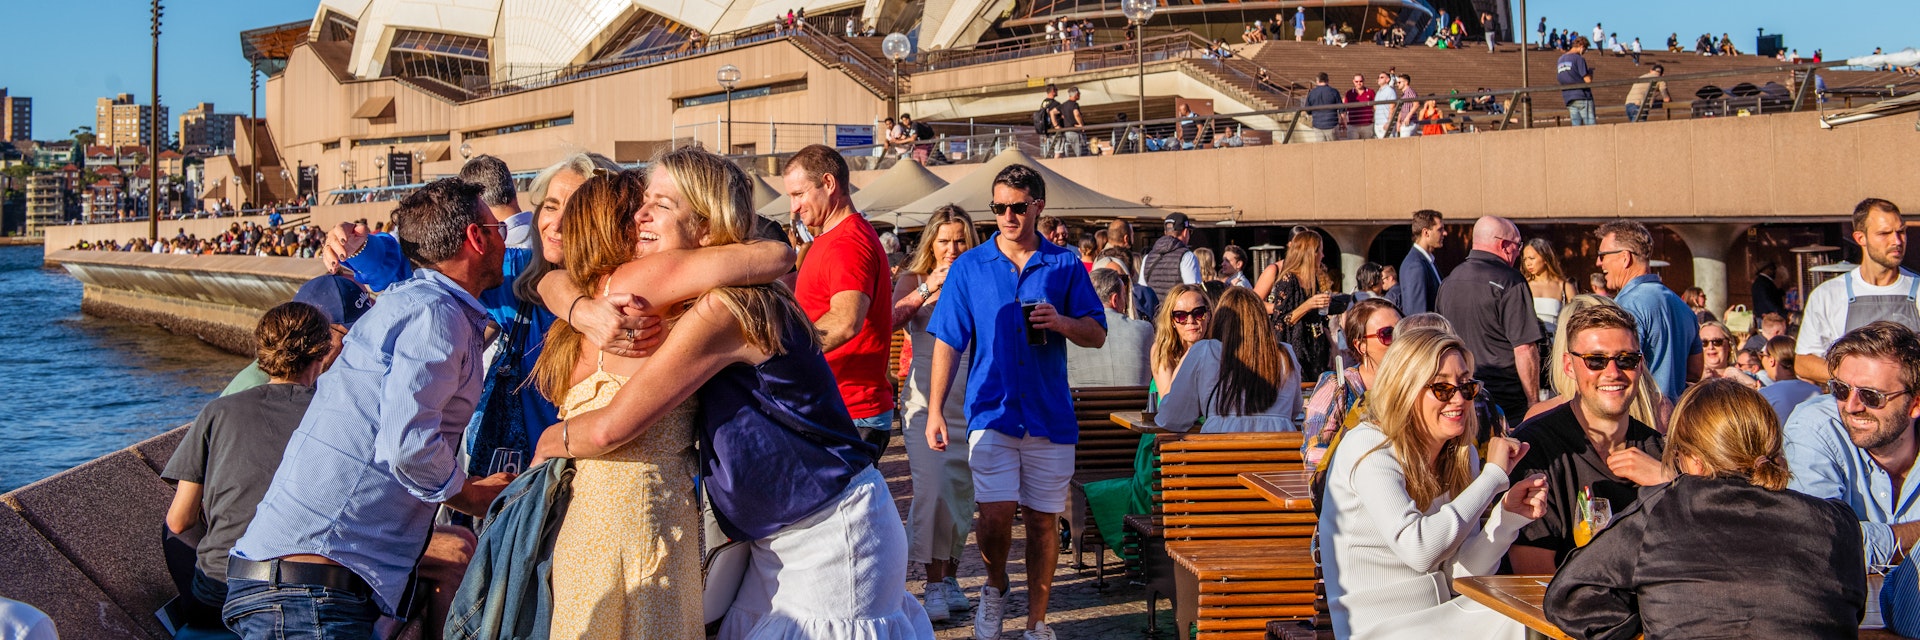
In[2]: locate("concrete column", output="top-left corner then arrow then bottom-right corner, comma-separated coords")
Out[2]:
1665,223 -> 1753,318
1320,224 -> 1388,292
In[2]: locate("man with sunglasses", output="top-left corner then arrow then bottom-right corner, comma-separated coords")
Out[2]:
925,164 -> 1106,640
1796,198 -> 1916,386
1784,321 -> 1920,567
1506,305 -> 1667,574
1436,215 -> 1543,423
1594,219 -> 1701,402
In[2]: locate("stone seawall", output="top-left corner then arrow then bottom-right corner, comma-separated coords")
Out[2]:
51,250 -> 326,356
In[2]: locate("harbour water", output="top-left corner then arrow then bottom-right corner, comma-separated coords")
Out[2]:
0,245 -> 248,491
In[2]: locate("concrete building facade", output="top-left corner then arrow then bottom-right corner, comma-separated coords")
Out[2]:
95,94 -> 170,149
26,173 -> 68,235
178,103 -> 241,156
0,88 -> 29,142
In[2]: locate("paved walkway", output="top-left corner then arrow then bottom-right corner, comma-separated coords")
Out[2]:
875,441 -> 1179,639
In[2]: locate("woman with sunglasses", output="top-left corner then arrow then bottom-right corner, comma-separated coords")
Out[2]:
1154,287 -> 1303,433
1304,298 -> 1402,467
1151,284 -> 1212,394
1546,378 -> 1864,640
1698,320 -> 1762,390
1319,327 -> 1549,640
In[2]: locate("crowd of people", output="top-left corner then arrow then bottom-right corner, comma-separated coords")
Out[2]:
66,221 -> 334,257
86,133 -> 1920,640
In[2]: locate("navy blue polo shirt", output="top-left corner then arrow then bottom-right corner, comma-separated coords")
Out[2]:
928,235 -> 1105,444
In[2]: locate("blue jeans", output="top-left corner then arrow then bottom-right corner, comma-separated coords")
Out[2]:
1568,99 -> 1596,126
1625,103 -> 1643,122
223,576 -> 380,640
853,413 -> 894,454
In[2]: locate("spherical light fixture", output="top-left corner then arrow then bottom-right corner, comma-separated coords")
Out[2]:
1121,0 -> 1156,23
716,64 -> 742,90
882,33 -> 912,61
458,142 -> 472,159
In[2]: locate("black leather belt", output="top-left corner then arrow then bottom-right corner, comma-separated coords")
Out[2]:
227,557 -> 371,596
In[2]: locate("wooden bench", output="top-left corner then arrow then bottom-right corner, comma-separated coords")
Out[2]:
1148,433 -> 1316,640
1062,386 -> 1151,585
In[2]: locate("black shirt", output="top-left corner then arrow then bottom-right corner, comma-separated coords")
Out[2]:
1434,250 -> 1542,411
161,383 -> 314,591
1059,99 -> 1083,129
1507,401 -> 1665,566
1039,97 -> 1061,130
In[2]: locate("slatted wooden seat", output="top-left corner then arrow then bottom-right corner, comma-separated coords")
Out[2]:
1062,385 -> 1151,584
1150,432 -> 1316,640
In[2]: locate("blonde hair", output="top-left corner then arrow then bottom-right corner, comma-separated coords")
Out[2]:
1193,247 -> 1219,282
1664,377 -> 1792,490
905,205 -> 977,276
1358,327 -> 1478,510
1152,284 -> 1211,379
1550,294 -> 1664,429
654,146 -> 818,356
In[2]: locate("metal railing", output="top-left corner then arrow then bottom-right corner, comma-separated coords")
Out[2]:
469,26 -> 788,101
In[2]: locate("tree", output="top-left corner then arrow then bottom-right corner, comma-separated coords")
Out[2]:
70,126 -> 96,148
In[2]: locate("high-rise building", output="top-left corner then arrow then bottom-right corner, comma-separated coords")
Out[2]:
0,88 -> 29,142
95,93 -> 169,149
25,173 -> 67,236
178,103 -> 241,155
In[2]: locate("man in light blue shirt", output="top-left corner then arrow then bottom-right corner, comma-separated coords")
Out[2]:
1783,321 -> 1920,567
1594,220 -> 1701,401
226,179 -> 515,639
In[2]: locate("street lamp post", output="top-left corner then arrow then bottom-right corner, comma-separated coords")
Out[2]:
1121,0 -> 1156,124
1517,0 -> 1531,128
148,0 -> 163,240
882,33 -> 912,122
375,155 -> 387,188
717,64 -> 741,152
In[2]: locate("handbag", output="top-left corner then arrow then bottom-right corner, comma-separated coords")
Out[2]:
465,301 -> 536,477
1723,304 -> 1754,336
702,539 -> 751,625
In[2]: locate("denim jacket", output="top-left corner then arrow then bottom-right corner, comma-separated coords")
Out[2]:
446,458 -> 574,640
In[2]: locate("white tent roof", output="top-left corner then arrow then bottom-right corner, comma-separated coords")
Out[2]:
884,148 -> 1160,229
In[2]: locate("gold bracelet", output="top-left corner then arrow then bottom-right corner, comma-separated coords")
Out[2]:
562,420 -> 574,458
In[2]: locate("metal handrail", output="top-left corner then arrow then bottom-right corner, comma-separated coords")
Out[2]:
469,26 -> 787,100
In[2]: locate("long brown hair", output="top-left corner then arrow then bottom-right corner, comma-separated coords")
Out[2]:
1207,287 -> 1291,415
531,171 -> 646,403
1152,284 -> 1210,377
1358,327 -> 1478,510
1278,229 -> 1334,295
1664,377 -> 1792,490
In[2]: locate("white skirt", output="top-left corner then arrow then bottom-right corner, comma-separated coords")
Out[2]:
715,466 -> 935,640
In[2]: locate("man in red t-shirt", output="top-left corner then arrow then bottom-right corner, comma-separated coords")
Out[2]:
785,144 -> 897,452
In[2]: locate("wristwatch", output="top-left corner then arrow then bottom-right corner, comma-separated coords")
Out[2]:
916,281 -> 936,298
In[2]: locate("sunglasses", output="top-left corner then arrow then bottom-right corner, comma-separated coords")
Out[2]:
1428,380 -> 1482,402
1829,379 -> 1915,410
1701,338 -> 1729,348
989,200 -> 1039,216
1362,326 -> 1394,346
1597,248 -> 1636,261
1171,306 -> 1210,324
1572,351 -> 1644,371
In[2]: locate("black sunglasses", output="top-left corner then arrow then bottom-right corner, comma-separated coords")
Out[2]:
1829,379 -> 1915,410
1171,306 -> 1210,323
1572,351 -> 1644,371
1701,338 -> 1729,348
989,200 -> 1040,216
1428,380 -> 1482,402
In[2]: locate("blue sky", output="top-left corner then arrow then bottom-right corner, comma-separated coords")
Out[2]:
3,0 -> 1913,141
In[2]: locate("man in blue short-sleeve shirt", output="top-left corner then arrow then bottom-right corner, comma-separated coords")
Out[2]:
1594,220 -> 1701,401
925,164 -> 1106,640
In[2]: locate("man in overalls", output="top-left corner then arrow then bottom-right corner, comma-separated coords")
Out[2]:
1797,198 -> 1920,385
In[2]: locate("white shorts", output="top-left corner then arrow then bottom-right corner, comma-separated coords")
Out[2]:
967,429 -> 1074,514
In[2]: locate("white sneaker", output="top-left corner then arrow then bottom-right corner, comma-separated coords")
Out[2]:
944,579 -> 971,615
1022,621 -> 1057,640
923,583 -> 950,622
972,585 -> 1006,640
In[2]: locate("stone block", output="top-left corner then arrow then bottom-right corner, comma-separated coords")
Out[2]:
132,427 -> 190,477
8,449 -> 177,639
0,506 -> 148,639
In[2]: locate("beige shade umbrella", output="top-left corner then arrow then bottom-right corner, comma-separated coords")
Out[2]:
885,148 -> 1160,230
851,160 -> 949,220
757,174 -> 860,224
752,174 -> 783,211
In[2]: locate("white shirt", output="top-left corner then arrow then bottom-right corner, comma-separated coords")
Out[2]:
1318,426 -> 1531,640
1794,268 -> 1920,356
1374,85 -> 1399,126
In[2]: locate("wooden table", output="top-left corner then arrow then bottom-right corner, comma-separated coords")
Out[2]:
1109,410 -> 1176,434
1239,470 -> 1315,510
1453,575 -> 1572,640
